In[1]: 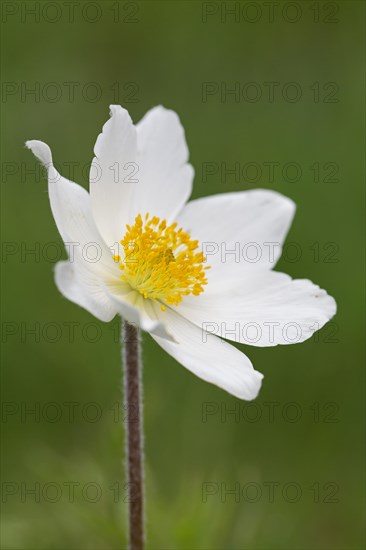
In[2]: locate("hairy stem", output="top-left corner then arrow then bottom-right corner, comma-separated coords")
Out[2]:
122,321 -> 144,550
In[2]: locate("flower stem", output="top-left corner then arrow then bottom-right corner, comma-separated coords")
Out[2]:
122,321 -> 144,550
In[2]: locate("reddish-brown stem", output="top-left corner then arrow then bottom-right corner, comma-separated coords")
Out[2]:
123,321 -> 144,550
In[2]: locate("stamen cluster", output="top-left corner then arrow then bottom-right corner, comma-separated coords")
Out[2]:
113,214 -> 209,310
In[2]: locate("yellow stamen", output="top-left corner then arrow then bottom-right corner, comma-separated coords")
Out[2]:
115,214 -> 209,310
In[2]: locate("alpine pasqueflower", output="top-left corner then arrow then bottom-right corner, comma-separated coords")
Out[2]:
26,105 -> 336,400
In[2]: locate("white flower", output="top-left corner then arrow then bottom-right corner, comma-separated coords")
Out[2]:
26,105 -> 336,400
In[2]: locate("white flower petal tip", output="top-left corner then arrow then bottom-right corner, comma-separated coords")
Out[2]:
137,105 -> 188,148
141,104 -> 182,124
104,104 -> 135,133
25,140 -> 52,166
240,370 -> 263,401
151,307 -> 264,400
94,105 -> 135,157
250,188 -> 296,210
220,366 -> 263,401
109,104 -> 130,117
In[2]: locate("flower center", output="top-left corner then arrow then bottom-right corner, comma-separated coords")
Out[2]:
113,214 -> 210,311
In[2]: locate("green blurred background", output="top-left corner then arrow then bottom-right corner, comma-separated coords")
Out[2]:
1,1 -> 365,548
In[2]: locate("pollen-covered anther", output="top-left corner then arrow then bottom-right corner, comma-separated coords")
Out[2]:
114,214 -> 210,311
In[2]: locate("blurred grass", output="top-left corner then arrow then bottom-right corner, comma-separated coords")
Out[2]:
1,1 -> 365,548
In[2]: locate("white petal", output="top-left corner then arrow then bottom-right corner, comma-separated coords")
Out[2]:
55,261 -> 118,322
150,306 -> 263,400
26,140 -> 120,321
25,139 -> 115,279
177,271 -> 337,347
177,189 -> 296,284
104,284 -> 175,341
90,105 -> 138,246
128,106 -> 193,222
